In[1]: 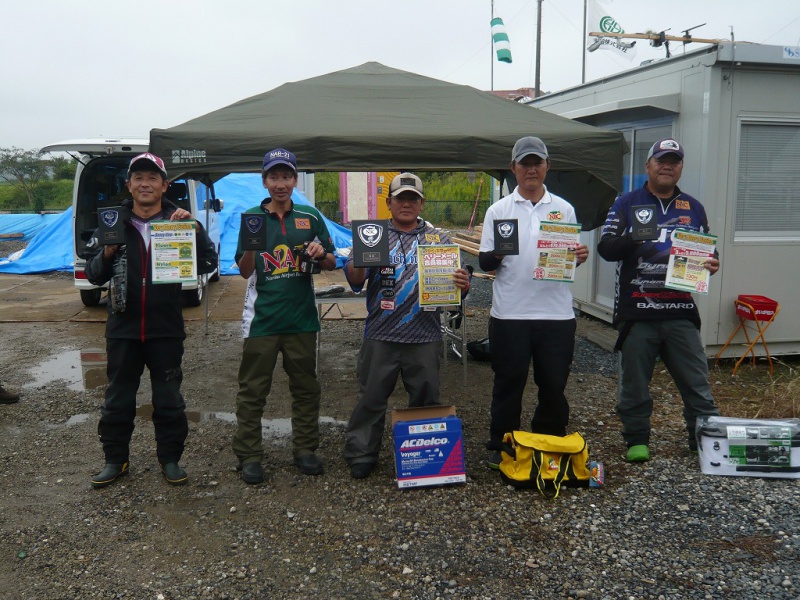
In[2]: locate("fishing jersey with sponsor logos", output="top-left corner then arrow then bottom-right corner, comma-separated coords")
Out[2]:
235,199 -> 335,338
597,184 -> 711,326
345,219 -> 451,344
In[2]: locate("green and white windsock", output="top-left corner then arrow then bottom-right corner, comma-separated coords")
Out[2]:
491,17 -> 512,64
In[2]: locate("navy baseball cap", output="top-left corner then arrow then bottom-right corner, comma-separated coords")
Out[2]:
647,138 -> 684,160
262,148 -> 297,173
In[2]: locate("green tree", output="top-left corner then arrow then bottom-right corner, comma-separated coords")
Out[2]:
420,172 -> 490,201
315,172 -> 340,202
50,155 -> 77,181
0,147 -> 49,212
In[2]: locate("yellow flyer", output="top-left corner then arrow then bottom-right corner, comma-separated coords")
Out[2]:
534,222 -> 581,282
150,220 -> 197,284
417,244 -> 461,307
665,229 -> 716,294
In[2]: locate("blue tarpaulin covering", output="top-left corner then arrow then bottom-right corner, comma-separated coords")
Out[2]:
0,213 -> 63,241
212,173 -> 352,275
0,209 -> 74,273
0,174 -> 352,275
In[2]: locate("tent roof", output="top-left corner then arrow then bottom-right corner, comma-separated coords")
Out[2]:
150,62 -> 626,229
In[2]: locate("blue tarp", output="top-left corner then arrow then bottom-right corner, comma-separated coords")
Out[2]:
0,213 -> 63,241
0,208 -> 74,273
0,173 -> 352,275
206,173 -> 352,275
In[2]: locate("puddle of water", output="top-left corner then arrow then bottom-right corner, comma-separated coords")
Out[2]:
134,407 -> 344,437
53,408 -> 346,436
200,413 -> 347,437
65,413 -> 90,426
24,348 -> 107,392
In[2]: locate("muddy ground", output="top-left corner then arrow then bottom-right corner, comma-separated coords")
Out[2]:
1,271 -> 798,599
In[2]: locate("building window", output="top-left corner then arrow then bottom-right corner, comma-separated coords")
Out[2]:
736,121 -> 800,240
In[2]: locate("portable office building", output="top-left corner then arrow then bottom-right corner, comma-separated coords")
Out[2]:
530,43 -> 800,357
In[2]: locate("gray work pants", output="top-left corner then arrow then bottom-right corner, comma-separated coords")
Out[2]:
344,338 -> 441,465
617,319 -> 719,447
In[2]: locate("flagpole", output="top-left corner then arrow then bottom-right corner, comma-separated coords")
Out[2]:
534,0 -> 542,97
491,0 -> 494,91
582,0 -> 587,83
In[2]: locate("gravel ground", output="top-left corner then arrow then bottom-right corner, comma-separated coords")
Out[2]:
0,240 -> 26,259
1,242 -> 798,599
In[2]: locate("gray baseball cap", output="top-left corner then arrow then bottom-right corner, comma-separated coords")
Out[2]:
389,173 -> 424,198
512,136 -> 549,162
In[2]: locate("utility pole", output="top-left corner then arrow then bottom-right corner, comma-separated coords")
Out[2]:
491,0 -> 494,91
534,0 -> 542,97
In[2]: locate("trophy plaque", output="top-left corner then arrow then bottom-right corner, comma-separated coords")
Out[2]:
97,207 -> 126,245
631,205 -> 659,241
493,219 -> 519,255
352,220 -> 390,267
240,213 -> 268,250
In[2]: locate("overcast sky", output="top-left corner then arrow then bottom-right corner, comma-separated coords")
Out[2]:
2,0 -> 799,151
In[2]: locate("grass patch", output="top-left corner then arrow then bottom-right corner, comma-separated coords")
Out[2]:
710,357 -> 799,419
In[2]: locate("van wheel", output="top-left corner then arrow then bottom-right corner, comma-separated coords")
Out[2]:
183,285 -> 203,307
80,288 -> 103,307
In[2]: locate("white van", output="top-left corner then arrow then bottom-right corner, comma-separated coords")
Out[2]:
41,138 -> 222,307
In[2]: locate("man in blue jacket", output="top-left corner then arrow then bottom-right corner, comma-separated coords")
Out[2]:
597,138 -> 720,462
85,153 -> 217,488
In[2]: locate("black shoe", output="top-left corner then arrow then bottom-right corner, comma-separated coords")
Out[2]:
0,386 -> 20,404
485,452 -> 502,471
294,453 -> 324,476
160,462 -> 188,486
241,461 -> 265,485
91,462 -> 129,489
350,462 -> 375,480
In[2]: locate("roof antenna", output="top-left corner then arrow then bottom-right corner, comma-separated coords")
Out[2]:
650,29 -> 672,58
681,23 -> 707,46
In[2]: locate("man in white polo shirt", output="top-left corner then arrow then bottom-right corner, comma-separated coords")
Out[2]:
478,136 -> 589,469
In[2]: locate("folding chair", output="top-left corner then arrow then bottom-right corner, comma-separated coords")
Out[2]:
440,269 -> 472,387
715,295 -> 780,376
441,296 -> 468,386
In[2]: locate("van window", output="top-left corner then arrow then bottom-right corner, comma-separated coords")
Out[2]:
75,158 -> 132,257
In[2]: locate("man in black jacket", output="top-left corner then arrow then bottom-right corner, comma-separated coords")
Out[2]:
85,153 -> 217,488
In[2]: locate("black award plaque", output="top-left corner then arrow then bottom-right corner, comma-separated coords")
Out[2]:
493,219 -> 519,255
97,207 -> 126,245
240,213 -> 268,250
631,205 -> 658,241
352,220 -> 390,267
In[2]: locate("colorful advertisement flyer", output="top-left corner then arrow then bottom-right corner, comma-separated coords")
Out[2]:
533,221 -> 581,282
665,229 -> 717,294
417,244 -> 461,307
150,220 -> 198,284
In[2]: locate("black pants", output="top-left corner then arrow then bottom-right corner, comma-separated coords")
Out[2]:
99,337 -> 187,464
488,317 -> 576,448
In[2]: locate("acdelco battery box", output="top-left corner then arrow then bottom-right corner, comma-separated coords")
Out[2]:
391,405 -> 466,489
